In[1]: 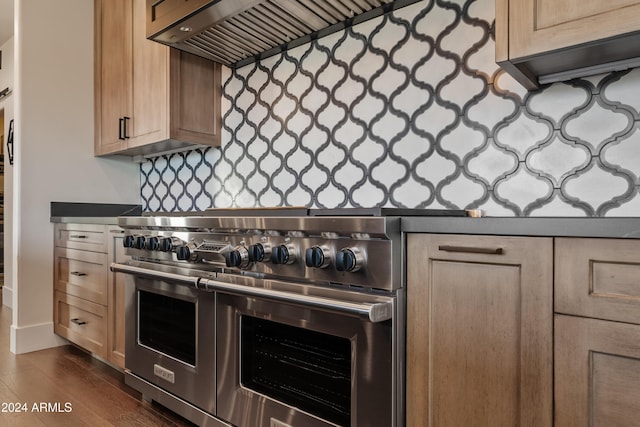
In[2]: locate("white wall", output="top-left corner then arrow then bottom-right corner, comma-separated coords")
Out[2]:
0,36 -> 13,309
12,0 -> 140,353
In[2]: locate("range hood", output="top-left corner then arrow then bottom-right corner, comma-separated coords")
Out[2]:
146,0 -> 421,68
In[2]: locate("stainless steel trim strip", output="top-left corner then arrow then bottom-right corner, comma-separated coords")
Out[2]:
198,276 -> 393,322
117,215 -> 394,237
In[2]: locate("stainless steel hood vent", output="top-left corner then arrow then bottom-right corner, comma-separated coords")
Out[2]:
147,0 -> 421,68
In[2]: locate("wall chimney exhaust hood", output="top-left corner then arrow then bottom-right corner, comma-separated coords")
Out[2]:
146,0 -> 421,68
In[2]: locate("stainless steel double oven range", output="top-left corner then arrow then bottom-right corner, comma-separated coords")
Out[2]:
111,208 -> 466,427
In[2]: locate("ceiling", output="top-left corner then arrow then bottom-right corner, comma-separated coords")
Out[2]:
0,0 -> 14,47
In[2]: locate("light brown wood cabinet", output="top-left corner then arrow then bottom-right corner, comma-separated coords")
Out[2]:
107,227 -> 127,368
555,237 -> 640,325
94,0 -> 221,157
406,234 -> 553,427
555,315 -> 640,427
54,292 -> 108,358
53,223 -> 127,369
496,0 -> 640,89
555,237 -> 640,426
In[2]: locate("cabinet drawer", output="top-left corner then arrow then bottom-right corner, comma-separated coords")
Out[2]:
556,238 -> 640,324
54,247 -> 108,305
54,291 -> 107,359
54,223 -> 108,252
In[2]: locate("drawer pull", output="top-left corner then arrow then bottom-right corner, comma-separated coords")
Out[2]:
70,235 -> 88,239
70,318 -> 86,326
438,245 -> 503,255
70,271 -> 87,277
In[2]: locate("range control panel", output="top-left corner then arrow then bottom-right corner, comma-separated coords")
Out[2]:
122,229 -> 396,291
118,212 -> 405,291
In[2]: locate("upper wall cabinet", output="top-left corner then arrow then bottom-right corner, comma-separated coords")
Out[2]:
495,0 -> 640,89
94,0 -> 221,158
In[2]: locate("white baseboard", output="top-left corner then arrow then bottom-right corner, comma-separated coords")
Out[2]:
10,321 -> 68,354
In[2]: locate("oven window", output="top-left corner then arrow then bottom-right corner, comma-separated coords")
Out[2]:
241,316 -> 351,426
138,290 -> 196,366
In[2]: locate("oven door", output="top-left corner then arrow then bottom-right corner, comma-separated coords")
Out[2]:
121,263 -> 216,415
203,275 -> 395,427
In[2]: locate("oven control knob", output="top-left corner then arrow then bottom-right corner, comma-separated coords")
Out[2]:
336,247 -> 364,272
123,235 -> 135,248
248,243 -> 271,263
225,246 -> 250,269
158,237 -> 173,252
134,235 -> 147,250
145,236 -> 159,251
305,246 -> 331,269
176,245 -> 191,261
271,244 -> 296,265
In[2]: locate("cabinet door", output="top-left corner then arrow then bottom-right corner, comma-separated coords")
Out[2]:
406,234 -> 553,427
128,0 -> 169,148
107,228 -> 128,369
555,314 -> 640,426
94,0 -> 132,154
95,0 -> 169,155
507,0 -> 640,59
170,49 -> 222,146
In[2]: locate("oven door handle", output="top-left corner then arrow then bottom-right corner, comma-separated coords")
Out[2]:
110,263 -> 393,322
197,277 -> 393,323
110,263 -> 201,287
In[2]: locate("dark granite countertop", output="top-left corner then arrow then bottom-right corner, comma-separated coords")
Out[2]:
401,217 -> 640,239
49,204 -> 640,238
50,202 -> 142,224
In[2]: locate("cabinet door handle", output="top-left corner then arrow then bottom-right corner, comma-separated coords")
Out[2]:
438,245 -> 503,255
119,117 -> 125,140
69,234 -> 87,239
123,116 -> 130,139
7,118 -> 14,165
70,271 -> 87,277
70,318 -> 86,326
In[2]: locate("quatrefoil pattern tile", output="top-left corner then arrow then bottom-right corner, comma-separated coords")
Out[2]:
140,0 -> 640,216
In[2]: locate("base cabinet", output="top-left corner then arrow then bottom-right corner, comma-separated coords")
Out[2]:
107,227 -> 127,368
54,291 -> 108,358
406,234 -> 553,427
53,223 -> 126,369
554,237 -> 640,426
555,314 -> 640,427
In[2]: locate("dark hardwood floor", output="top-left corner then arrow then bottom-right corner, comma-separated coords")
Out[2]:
0,303 -> 196,426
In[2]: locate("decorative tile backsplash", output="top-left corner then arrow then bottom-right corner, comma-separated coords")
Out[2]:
140,0 -> 640,216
